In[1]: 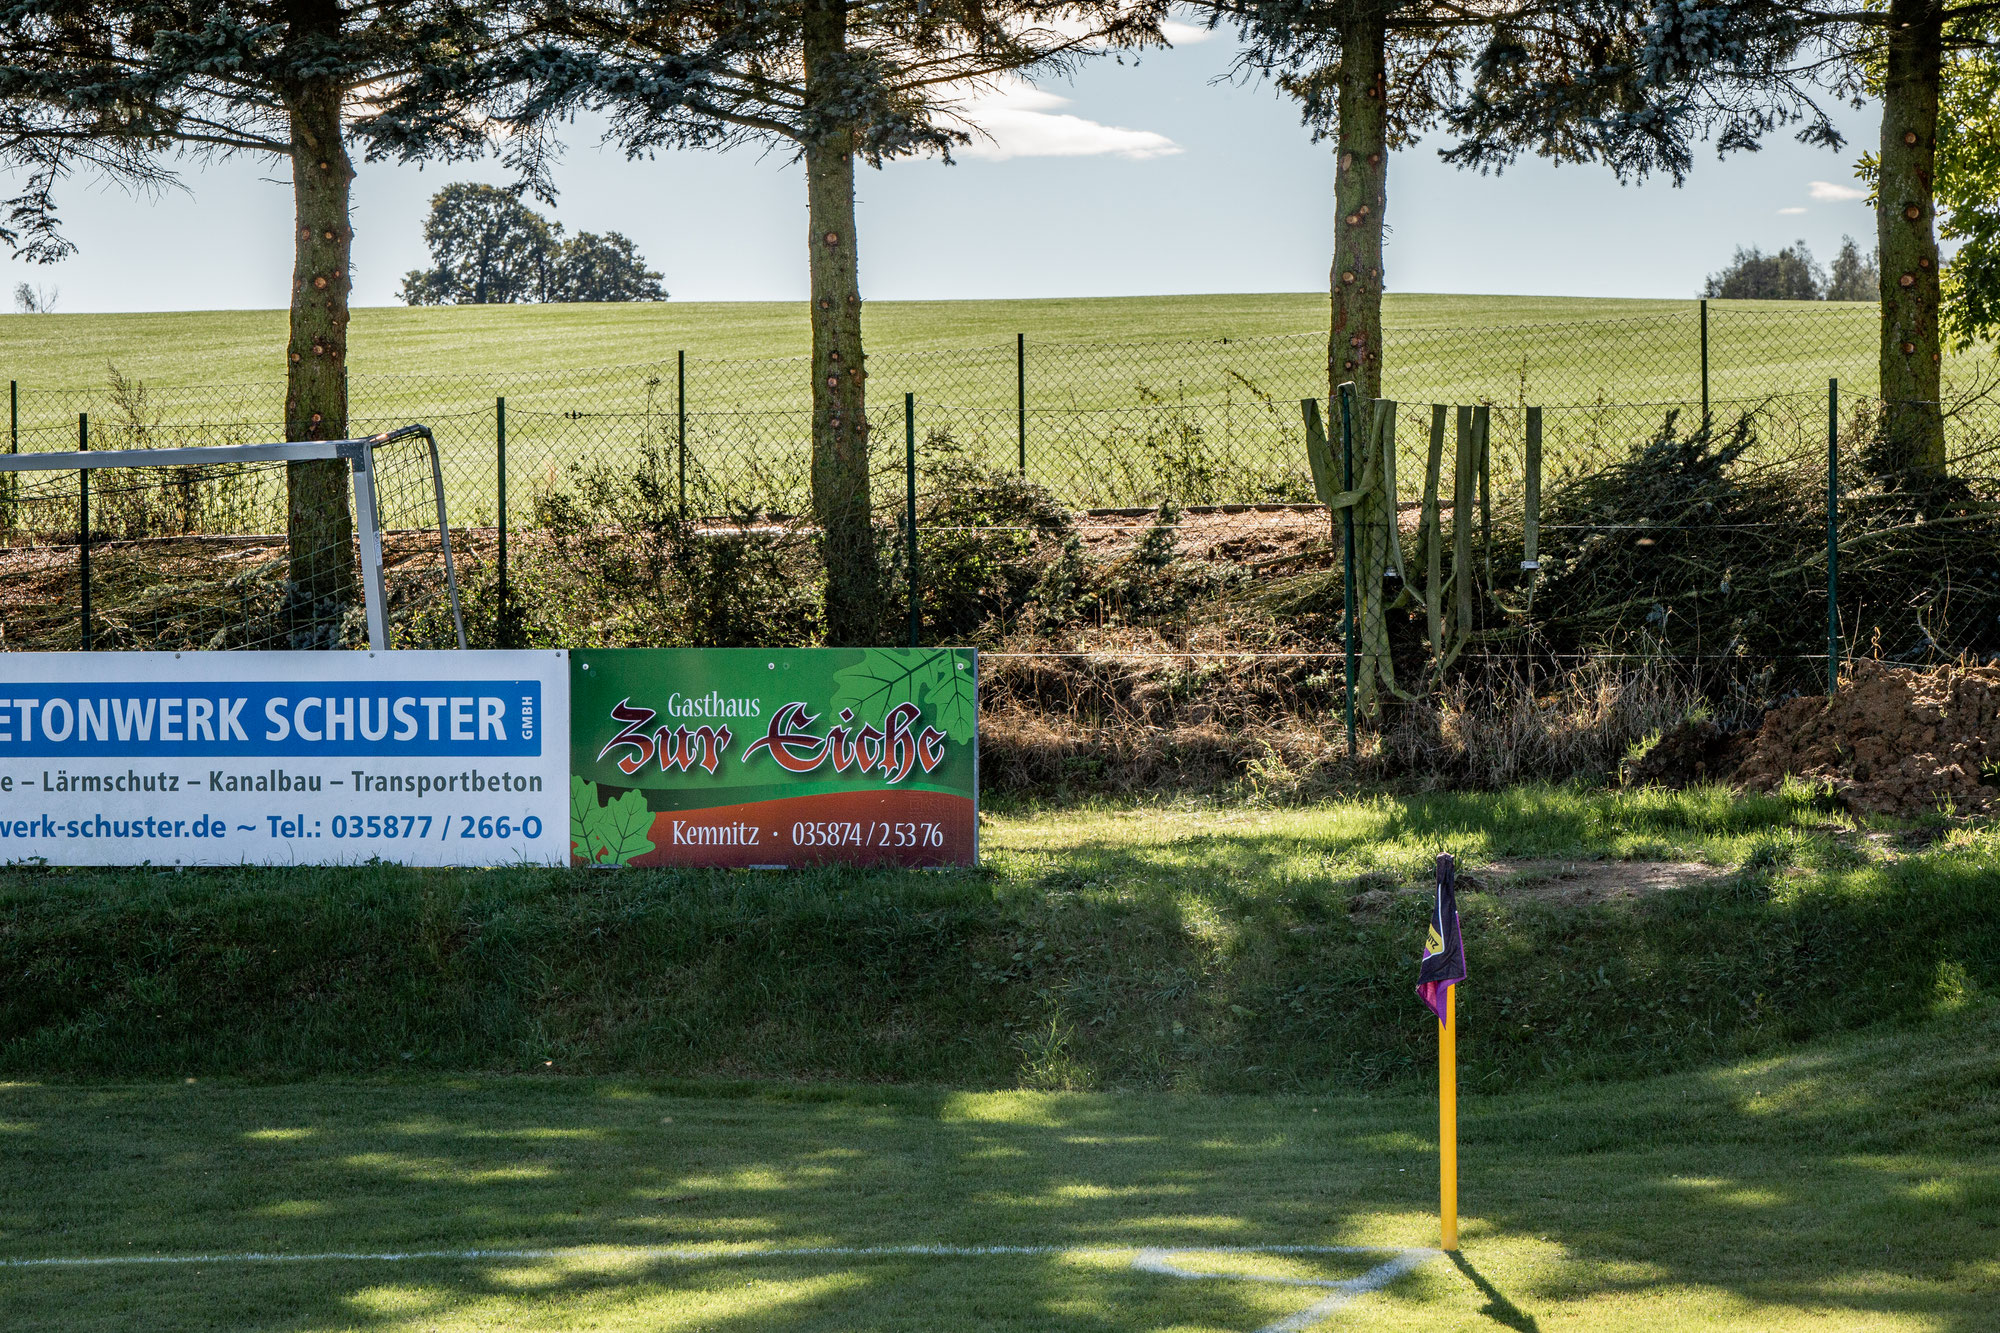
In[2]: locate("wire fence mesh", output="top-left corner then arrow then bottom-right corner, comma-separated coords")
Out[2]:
2,300 -> 1996,712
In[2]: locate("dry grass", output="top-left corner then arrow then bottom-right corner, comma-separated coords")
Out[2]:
980,649 -> 1712,799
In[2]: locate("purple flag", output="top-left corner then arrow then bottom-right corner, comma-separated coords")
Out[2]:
1417,853 -> 1466,1023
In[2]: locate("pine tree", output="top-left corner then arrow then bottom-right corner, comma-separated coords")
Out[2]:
1209,0 -> 1539,710
0,1 -> 514,634
1213,0 -> 1543,402
1442,0 -> 1998,483
481,0 -> 1163,643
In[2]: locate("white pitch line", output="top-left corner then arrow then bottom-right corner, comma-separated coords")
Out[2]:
0,1240 -> 1441,1332
1252,1250 -> 1438,1333
1134,1249 -> 1365,1289
1133,1246 -> 1438,1333
0,1240 -> 1425,1270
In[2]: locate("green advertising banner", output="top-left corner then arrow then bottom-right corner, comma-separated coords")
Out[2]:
569,647 -> 977,868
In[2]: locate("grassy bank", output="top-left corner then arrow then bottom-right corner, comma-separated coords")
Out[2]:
4,787 -> 1994,1091
4,1001 -> 1997,1330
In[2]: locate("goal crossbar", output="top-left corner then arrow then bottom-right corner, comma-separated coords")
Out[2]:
0,423 -> 466,653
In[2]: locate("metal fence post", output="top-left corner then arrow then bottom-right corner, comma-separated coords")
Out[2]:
5,381 -> 15,534
1339,383 -> 1357,756
1699,298 -> 1711,428
677,349 -> 687,521
1016,333 -> 1026,475
906,392 -> 920,648
496,395 -> 508,649
1475,404 -> 1491,590
1523,405 -> 1542,609
1827,377 -> 1839,693
78,412 -> 89,651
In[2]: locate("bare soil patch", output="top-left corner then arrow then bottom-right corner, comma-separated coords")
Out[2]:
1075,505 -> 1335,566
1462,858 -> 1730,904
1349,857 -> 1727,914
1071,502 -> 1433,568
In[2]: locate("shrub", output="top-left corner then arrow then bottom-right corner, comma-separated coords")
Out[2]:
524,446 -> 822,646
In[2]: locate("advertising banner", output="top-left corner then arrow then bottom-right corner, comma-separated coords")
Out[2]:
569,647 -> 977,868
0,650 -> 569,866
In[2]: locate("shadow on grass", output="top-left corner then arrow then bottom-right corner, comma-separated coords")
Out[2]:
1451,1251 -> 1542,1331
1,786 -> 1994,1099
8,999 -> 2000,1328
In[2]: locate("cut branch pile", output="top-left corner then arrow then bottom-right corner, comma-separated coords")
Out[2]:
1520,409 -> 2000,684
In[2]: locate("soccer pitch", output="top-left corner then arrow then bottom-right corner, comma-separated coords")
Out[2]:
5,1002 -> 1997,1332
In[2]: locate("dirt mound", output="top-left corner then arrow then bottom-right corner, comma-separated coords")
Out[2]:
1733,660 -> 2000,815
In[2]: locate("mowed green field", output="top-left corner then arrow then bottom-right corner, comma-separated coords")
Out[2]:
0,292 -> 1892,514
0,293 -> 1714,386
3,791 -> 1999,1330
0,293 -> 1878,412
4,1007 -> 1996,1332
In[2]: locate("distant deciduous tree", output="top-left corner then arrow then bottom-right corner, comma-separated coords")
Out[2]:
1700,235 -> 1880,301
400,183 -> 665,305
402,184 -> 558,305
1825,234 -> 1880,302
11,279 -> 53,312
1704,240 -> 1826,300
558,230 -> 666,302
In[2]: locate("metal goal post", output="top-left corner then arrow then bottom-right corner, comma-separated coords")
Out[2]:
0,423 -> 465,651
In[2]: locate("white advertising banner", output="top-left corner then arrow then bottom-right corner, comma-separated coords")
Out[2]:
0,650 -> 569,866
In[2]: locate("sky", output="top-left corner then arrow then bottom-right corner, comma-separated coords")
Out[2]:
4,23 -> 1883,314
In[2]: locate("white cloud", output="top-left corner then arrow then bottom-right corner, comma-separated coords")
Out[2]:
1808,180 -> 1868,202
1777,206 -> 1807,215
1025,10 -> 1214,47
1160,18 -> 1217,44
956,80 -> 1182,162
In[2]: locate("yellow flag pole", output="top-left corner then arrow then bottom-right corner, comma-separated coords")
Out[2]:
1441,983 -> 1458,1251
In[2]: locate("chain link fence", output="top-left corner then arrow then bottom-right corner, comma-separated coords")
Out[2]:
2,300 -> 1995,708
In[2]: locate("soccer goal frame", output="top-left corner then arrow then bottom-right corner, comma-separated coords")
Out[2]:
0,423 -> 466,651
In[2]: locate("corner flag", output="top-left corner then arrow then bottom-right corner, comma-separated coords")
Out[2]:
1419,852 -> 1465,1252
1417,853 -> 1466,1023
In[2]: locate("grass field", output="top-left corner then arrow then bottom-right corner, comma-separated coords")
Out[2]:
7,786 -> 1996,1090
0,292 -> 1902,533
0,292 -> 1879,419
3,998 -> 1995,1330
3,791 -> 1997,1330
0,293 -> 1739,387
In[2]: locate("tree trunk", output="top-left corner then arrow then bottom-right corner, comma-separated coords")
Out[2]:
1332,14 -> 1395,710
1875,0 -> 1947,482
283,74 -> 358,641
1330,12 -> 1390,403
803,0 -> 879,644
